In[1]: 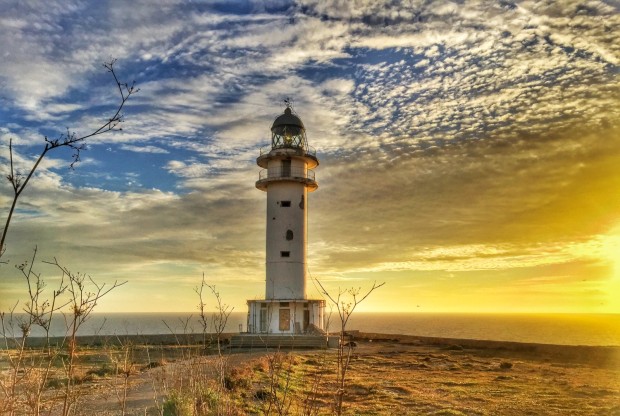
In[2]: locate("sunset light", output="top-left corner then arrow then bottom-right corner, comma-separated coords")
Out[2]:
601,229 -> 620,313
1,0 -> 619,317
1,2 -> 619,414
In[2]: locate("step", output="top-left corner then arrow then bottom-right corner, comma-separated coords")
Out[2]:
229,334 -> 328,349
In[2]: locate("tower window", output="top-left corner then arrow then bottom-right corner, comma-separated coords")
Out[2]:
281,201 -> 291,207
282,159 -> 291,177
286,230 -> 293,240
281,251 -> 290,257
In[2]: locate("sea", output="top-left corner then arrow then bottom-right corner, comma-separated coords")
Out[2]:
6,312 -> 620,347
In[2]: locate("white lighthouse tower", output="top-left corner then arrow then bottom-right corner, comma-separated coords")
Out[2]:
245,104 -> 325,338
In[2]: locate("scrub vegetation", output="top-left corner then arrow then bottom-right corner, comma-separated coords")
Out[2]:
1,331 -> 619,415
1,249 -> 618,415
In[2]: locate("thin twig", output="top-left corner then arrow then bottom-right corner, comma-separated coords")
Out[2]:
1,59 -> 138,259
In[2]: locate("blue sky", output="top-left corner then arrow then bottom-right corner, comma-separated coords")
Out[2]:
1,0 -> 619,313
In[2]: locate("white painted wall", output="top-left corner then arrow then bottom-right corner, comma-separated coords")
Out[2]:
247,138 -> 322,335
265,159 -> 308,300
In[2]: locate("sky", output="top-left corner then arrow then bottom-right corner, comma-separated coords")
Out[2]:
1,0 -> 619,315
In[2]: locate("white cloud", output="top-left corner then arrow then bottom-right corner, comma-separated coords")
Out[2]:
120,144 -> 169,154
2,0 -> 619,313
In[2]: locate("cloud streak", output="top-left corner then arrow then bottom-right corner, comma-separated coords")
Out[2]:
1,0 -> 618,313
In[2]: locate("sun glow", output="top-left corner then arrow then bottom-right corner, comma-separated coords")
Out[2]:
601,229 -> 620,313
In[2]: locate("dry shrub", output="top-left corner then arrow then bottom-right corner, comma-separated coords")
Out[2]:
253,356 -> 271,373
143,360 -> 166,370
224,365 -> 253,391
86,364 -> 116,378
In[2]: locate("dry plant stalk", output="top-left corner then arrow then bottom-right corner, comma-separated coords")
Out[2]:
194,274 -> 234,355
107,336 -> 135,416
317,280 -> 385,416
1,59 -> 135,414
49,258 -> 126,416
0,249 -> 125,415
261,352 -> 297,416
154,277 -> 237,415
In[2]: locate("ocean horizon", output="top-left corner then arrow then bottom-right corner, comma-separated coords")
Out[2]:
4,312 -> 619,347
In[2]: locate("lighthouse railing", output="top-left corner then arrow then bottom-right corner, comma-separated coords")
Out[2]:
259,144 -> 317,158
258,167 -> 316,181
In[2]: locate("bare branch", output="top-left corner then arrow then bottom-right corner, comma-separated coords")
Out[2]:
1,59 -> 138,260
194,273 -> 210,347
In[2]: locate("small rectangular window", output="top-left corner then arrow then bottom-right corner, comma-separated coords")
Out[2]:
282,160 -> 291,177
281,201 -> 291,207
281,251 -> 290,257
280,302 -> 289,307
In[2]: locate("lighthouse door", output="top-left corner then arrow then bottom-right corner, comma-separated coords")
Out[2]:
279,309 -> 290,331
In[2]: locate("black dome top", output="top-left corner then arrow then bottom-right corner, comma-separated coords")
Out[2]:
271,107 -> 305,130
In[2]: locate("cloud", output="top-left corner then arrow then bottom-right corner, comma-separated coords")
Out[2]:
1,0 -> 619,313
310,123 -> 620,275
120,144 -> 169,154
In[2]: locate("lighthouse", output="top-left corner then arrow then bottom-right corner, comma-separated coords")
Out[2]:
245,104 -> 325,337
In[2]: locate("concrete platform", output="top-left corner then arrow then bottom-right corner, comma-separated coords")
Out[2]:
229,334 -> 328,349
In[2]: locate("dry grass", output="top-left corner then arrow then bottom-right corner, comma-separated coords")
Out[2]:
2,335 -> 619,415
296,338 -> 620,416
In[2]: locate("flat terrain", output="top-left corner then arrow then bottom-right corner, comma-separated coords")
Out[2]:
2,333 -> 619,415
318,333 -> 620,415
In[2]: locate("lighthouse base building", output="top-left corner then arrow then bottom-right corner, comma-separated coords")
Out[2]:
233,298 -> 327,348
231,106 -> 328,348
246,299 -> 325,335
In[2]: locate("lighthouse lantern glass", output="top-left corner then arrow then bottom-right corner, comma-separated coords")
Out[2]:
271,125 -> 306,150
